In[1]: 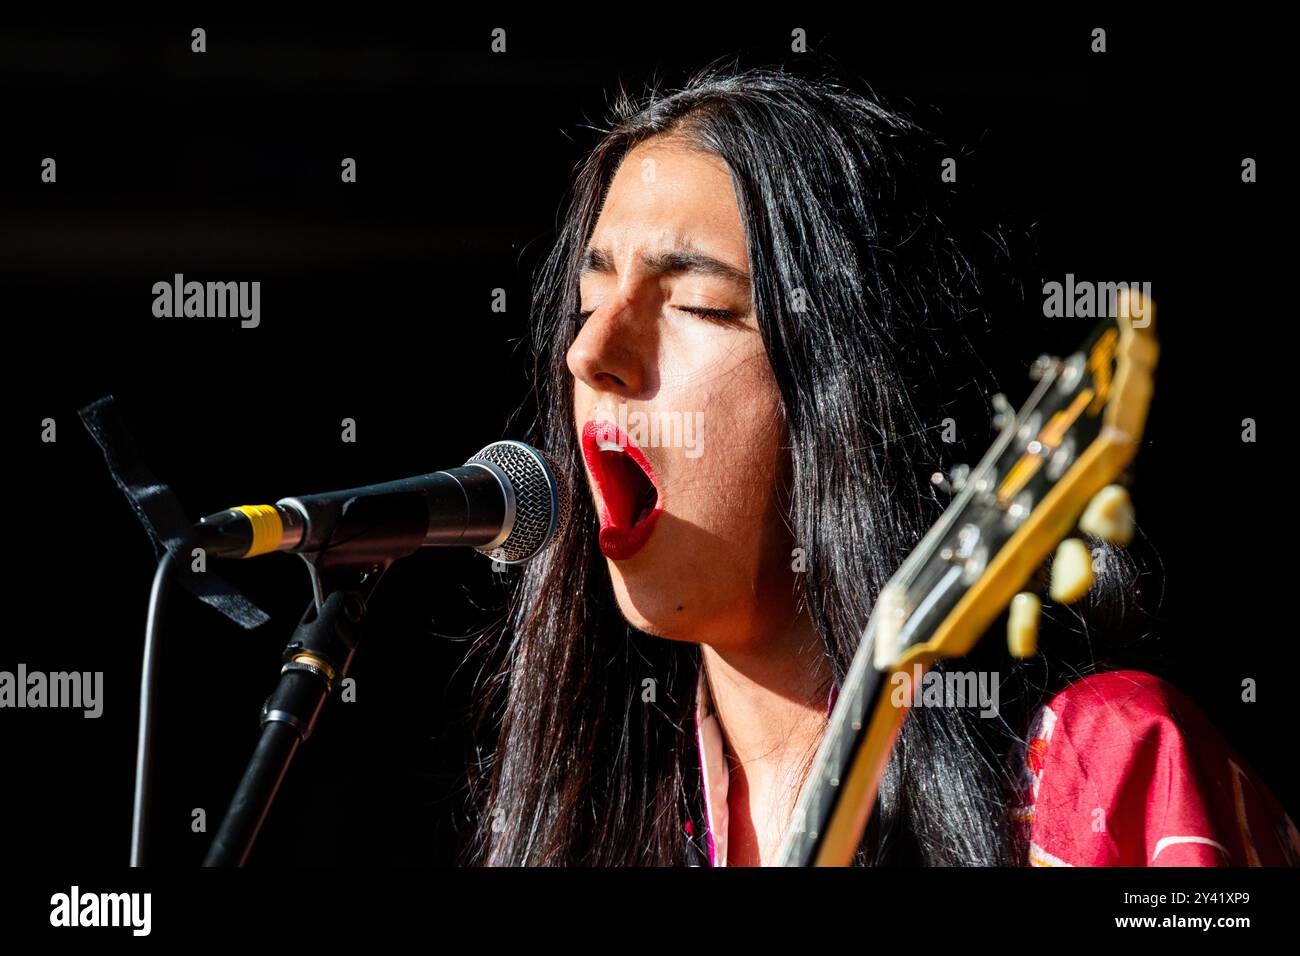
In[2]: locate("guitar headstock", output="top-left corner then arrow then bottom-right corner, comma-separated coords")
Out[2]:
775,287 -> 1158,867
871,286 -> 1159,672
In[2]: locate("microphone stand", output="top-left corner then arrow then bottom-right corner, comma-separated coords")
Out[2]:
203,492 -> 429,866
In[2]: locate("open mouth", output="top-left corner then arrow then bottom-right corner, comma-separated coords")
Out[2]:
581,420 -> 663,560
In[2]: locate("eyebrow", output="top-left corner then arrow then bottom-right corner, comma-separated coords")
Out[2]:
579,246 -> 751,288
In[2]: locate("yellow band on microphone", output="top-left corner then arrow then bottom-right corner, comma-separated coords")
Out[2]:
234,504 -> 283,557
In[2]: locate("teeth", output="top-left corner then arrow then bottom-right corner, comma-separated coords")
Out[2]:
596,439 -> 626,453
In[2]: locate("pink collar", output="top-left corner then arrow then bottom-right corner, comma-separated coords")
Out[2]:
692,659 -> 839,866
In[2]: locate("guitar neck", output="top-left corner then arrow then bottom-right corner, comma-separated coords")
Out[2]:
775,647 -> 895,866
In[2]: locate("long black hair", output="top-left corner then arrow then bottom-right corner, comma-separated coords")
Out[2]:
460,63 -> 1158,866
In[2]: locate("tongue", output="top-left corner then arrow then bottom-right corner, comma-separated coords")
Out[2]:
603,450 -> 656,527
632,489 -> 657,527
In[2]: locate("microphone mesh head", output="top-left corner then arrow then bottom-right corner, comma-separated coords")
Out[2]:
466,440 -> 571,564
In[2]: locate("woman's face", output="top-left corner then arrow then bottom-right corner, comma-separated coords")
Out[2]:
566,135 -> 798,647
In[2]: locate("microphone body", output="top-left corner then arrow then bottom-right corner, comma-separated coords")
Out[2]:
193,441 -> 569,565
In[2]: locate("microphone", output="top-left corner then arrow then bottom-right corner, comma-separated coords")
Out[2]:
191,440 -> 571,565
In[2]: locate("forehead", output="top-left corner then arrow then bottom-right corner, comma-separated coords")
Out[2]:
590,138 -> 747,262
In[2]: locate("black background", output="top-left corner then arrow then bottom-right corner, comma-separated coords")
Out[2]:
2,14 -> 1290,872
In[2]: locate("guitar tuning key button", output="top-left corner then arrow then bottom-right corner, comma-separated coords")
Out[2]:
1079,484 -> 1135,546
1008,592 -> 1041,658
1050,538 -> 1095,604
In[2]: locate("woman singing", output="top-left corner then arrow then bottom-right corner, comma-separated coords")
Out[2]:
461,65 -> 1296,866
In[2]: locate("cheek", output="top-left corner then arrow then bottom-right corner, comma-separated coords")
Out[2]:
676,347 -> 784,534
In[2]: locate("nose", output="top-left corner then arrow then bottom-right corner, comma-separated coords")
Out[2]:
565,299 -> 651,397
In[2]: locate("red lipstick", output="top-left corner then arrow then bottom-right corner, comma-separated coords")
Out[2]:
581,419 -> 664,561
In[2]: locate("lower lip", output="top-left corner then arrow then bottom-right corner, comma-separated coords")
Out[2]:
598,507 -> 662,561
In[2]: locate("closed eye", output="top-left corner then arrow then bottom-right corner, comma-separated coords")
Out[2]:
675,306 -> 738,322
574,306 -> 737,325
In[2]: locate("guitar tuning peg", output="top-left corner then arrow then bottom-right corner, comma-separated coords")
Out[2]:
1050,538 -> 1095,604
1007,592 -> 1041,658
991,393 -> 1014,431
1029,354 -> 1062,381
930,464 -> 970,496
1079,484 -> 1135,546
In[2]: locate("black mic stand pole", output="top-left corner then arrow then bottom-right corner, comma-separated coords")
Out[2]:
203,492 -> 428,866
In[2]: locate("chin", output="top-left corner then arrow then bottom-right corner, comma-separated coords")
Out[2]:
606,558 -> 699,643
